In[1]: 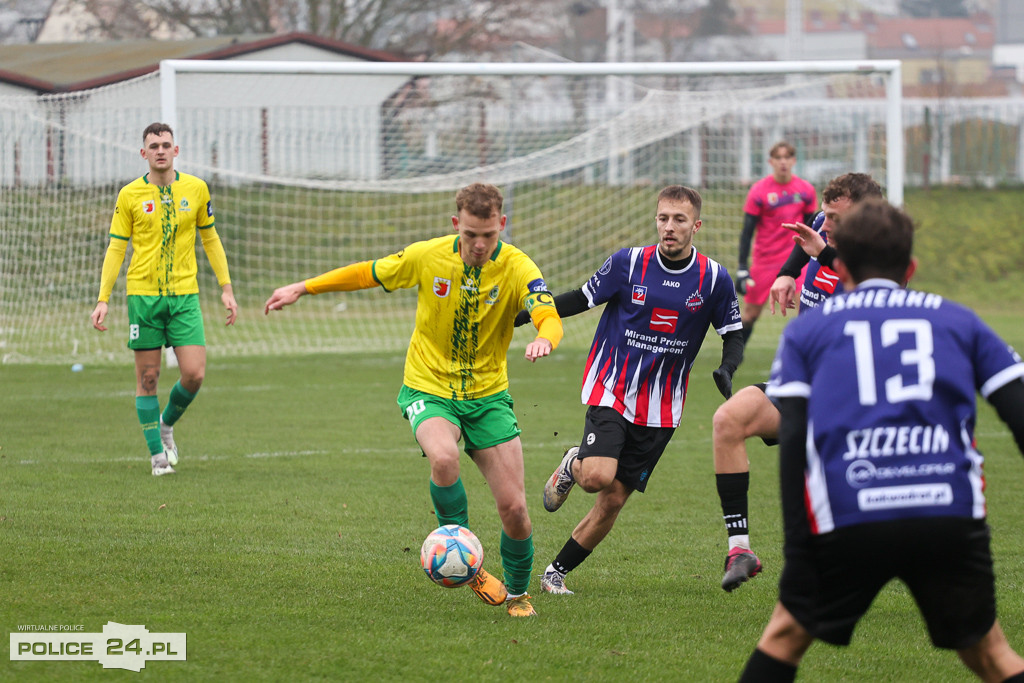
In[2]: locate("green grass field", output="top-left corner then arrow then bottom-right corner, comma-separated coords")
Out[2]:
5,306 -> 1024,680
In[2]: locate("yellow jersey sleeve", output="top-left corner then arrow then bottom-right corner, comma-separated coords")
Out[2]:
305,261 -> 377,293
371,241 -> 432,292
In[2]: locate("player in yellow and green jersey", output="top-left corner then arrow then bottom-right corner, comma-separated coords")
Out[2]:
264,182 -> 562,618
90,122 -> 238,477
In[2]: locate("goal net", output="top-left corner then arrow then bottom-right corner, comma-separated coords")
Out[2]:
0,60 -> 901,364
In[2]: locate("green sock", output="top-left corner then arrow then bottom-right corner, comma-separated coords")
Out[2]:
161,380 -> 197,427
500,530 -> 534,596
136,395 -> 163,456
429,478 -> 469,527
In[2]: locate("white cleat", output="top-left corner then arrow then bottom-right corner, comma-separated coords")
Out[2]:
543,447 -> 578,512
152,452 -> 176,476
160,417 -> 178,466
541,566 -> 574,595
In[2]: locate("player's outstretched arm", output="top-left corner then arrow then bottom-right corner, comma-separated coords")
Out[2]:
781,221 -> 825,258
525,337 -> 554,363
514,289 -> 589,327
769,276 -> 797,316
264,281 -> 309,314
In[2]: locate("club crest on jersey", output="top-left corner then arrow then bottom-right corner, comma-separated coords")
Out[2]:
485,286 -> 500,305
767,192 -> 779,206
599,257 -> 613,275
433,277 -> 451,298
179,198 -> 190,212
650,308 -> 678,333
632,285 -> 647,305
685,290 -> 704,313
142,200 -> 155,214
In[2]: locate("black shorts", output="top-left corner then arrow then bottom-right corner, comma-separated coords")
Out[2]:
779,517 -> 996,649
577,405 -> 674,493
754,382 -> 780,447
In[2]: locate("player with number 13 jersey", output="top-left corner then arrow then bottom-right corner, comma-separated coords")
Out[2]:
770,282 -> 1024,532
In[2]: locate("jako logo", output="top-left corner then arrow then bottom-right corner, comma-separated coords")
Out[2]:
662,280 -> 680,288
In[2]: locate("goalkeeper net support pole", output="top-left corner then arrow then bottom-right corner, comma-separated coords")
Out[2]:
2,59 -> 902,364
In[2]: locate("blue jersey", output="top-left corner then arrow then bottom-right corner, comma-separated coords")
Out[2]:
768,280 -> 1024,534
799,212 -> 842,312
581,245 -> 742,427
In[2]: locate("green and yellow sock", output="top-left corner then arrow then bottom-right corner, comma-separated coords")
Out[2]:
500,530 -> 534,596
429,477 -> 469,527
136,395 -> 163,456
161,380 -> 197,427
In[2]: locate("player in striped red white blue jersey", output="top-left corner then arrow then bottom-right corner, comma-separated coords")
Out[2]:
578,243 -> 739,427
516,185 -> 744,596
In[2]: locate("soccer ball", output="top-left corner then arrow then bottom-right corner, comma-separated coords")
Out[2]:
420,524 -> 484,588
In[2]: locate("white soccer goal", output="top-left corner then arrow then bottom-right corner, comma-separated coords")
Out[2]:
0,59 -> 901,364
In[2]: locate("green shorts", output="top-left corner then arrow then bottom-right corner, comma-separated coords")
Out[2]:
397,385 -> 522,452
126,294 -> 206,350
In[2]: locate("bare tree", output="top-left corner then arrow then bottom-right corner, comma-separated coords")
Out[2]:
134,0 -> 555,56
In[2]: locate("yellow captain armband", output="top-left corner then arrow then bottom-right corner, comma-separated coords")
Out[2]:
525,292 -> 563,349
304,261 -> 377,294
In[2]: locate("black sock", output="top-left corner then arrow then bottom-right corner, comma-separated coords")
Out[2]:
1003,672 -> 1024,682
738,648 -> 797,683
717,472 -> 750,541
742,320 -> 756,346
551,537 -> 592,575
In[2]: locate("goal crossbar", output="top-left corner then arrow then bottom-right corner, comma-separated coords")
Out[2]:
160,59 -> 903,205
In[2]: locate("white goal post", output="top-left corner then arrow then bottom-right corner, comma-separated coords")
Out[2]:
160,58 -> 903,206
0,59 -> 902,364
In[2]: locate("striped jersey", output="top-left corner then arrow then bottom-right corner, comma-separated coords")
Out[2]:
768,280 -> 1024,534
110,171 -> 215,296
580,246 -> 742,428
373,235 -> 552,401
799,212 -> 842,312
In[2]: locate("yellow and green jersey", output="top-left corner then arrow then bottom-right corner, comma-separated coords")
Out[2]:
372,235 -> 553,400
110,171 -> 215,296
